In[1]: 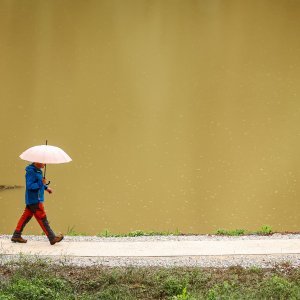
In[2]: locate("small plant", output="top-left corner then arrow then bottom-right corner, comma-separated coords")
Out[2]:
163,276 -> 188,297
215,225 -> 274,236
215,229 -> 246,236
258,275 -> 298,299
256,225 -> 273,235
66,226 -> 86,236
174,228 -> 181,235
128,230 -> 145,237
98,228 -> 113,237
172,287 -> 195,300
206,280 -> 241,299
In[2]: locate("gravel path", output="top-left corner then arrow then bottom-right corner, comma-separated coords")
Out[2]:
1,234 -> 300,268
2,254 -> 300,268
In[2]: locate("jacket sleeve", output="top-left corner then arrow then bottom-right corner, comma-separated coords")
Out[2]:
26,170 -> 44,191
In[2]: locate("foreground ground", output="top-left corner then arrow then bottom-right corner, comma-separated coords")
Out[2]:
0,257 -> 300,299
1,234 -> 300,299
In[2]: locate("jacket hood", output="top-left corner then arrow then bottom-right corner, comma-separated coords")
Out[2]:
26,164 -> 41,172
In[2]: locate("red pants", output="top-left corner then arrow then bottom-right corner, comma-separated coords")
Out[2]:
13,202 -> 55,241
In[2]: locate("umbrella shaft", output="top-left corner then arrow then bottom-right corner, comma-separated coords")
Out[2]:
44,140 -> 47,178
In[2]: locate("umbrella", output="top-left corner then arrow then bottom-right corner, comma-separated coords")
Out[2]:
19,141 -> 72,178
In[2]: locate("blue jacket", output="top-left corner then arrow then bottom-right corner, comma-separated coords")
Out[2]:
25,164 -> 48,205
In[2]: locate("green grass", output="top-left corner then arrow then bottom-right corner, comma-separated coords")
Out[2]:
66,226 -> 87,236
0,257 -> 299,299
255,225 -> 273,235
97,229 -> 182,238
215,229 -> 246,236
62,225 -> 276,237
28,225 -> 280,238
215,225 -> 274,236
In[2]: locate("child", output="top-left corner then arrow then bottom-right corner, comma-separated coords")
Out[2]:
11,162 -> 63,245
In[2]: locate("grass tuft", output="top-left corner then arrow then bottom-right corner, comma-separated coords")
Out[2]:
97,229 -> 182,238
215,229 -> 246,236
215,225 -> 273,236
66,226 -> 87,236
255,225 -> 273,235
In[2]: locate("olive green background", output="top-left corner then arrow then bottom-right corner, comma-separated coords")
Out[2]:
0,0 -> 299,235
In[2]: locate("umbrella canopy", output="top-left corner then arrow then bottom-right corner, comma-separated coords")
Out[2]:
19,144 -> 72,164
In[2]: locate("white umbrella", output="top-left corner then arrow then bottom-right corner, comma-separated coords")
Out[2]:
19,142 -> 72,177
20,145 -> 72,164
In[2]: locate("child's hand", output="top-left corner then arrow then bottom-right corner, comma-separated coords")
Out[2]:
46,187 -> 53,194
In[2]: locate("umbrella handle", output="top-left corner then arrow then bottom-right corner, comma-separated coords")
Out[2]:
44,164 -> 47,178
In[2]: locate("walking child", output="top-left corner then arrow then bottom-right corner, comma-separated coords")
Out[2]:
11,162 -> 63,245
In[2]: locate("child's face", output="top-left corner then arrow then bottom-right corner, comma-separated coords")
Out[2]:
34,162 -> 45,169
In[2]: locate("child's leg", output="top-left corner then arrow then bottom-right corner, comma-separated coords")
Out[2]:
12,206 -> 33,238
29,203 -> 56,241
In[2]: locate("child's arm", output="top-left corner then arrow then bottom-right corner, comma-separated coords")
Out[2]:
26,170 -> 44,190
